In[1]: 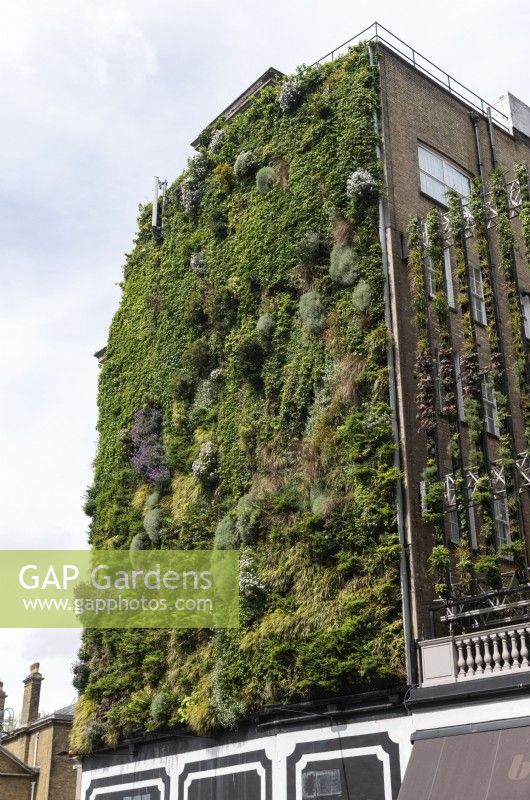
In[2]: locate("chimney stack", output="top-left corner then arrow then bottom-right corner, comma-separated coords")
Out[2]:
0,681 -> 7,731
21,663 -> 43,726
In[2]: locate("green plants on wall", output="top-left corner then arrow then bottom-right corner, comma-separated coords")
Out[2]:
73,42 -> 404,754
517,162 -> 530,263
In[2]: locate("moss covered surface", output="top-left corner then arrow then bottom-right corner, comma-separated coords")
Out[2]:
73,44 -> 404,753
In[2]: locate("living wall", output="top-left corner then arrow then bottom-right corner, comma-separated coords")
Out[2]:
408,170 -> 530,598
72,43 -> 404,754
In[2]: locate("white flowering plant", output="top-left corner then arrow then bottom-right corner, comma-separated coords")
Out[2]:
190,250 -> 207,277
279,77 -> 303,113
180,178 -> 202,215
191,440 -> 218,484
239,549 -> 265,596
346,169 -> 378,197
208,128 -> 225,153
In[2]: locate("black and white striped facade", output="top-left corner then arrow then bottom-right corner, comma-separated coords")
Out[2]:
81,678 -> 530,800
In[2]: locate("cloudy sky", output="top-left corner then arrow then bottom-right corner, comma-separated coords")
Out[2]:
0,0 -> 528,719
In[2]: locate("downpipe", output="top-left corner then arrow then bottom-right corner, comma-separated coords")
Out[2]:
368,44 -> 416,687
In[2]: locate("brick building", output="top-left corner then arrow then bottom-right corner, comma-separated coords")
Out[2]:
81,22 -> 530,800
0,664 -> 78,800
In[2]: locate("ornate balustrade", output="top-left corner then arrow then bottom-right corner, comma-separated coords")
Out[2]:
419,623 -> 530,686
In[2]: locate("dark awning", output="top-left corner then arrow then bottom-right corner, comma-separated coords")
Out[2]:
398,723 -> 530,800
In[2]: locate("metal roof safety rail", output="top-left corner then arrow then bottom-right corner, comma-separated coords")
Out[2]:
310,22 -> 510,133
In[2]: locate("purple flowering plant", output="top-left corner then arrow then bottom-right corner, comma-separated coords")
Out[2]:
129,404 -> 170,487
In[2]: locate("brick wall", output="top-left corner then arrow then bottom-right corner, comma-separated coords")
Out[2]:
379,45 -> 530,640
2,719 -> 76,800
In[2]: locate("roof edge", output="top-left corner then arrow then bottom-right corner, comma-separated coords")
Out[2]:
191,67 -> 284,148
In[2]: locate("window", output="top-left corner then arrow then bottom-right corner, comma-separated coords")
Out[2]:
444,474 -> 460,543
419,480 -> 428,514
418,144 -> 471,205
468,505 -> 478,550
122,794 -> 151,800
303,769 -> 342,798
447,508 -> 460,544
425,256 -> 436,297
444,248 -> 456,309
493,495 -> 511,547
454,354 -> 466,422
521,293 -> 530,339
469,265 -> 487,325
482,377 -> 500,436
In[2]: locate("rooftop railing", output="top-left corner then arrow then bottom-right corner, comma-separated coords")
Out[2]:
311,22 -> 510,133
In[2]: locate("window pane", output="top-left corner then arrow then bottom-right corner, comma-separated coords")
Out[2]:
420,171 -> 447,204
444,163 -> 470,197
419,146 -> 444,180
469,506 -> 478,550
302,772 -> 317,798
316,769 -> 342,796
482,377 -> 499,436
426,256 -> 436,296
470,267 -> 486,324
418,145 -> 470,203
444,249 -> 455,308
448,509 -> 460,544
494,497 -> 511,546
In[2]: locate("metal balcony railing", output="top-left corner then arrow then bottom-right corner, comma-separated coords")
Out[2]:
311,22 -> 510,133
429,577 -> 530,639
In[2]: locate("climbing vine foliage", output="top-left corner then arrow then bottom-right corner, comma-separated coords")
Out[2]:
72,43 -> 404,754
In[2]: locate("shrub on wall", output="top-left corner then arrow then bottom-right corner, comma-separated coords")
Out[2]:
234,151 -> 258,179
299,291 -> 324,333
278,77 -> 303,112
255,166 -> 276,194
129,405 -> 170,487
329,244 -> 358,286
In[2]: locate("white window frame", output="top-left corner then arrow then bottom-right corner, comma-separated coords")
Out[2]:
418,144 -> 471,206
521,293 -> 530,340
482,376 -> 500,437
425,255 -> 436,297
469,265 -> 487,325
454,354 -> 466,422
419,480 -> 428,514
493,495 -> 511,547
444,248 -> 456,309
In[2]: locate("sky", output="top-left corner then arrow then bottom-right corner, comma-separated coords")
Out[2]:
0,0 -> 529,721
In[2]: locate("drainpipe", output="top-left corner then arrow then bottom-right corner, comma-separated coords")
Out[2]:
30,781 -> 36,800
470,113 -> 485,180
487,107 -> 498,170
368,43 -> 416,686
73,757 -> 82,800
